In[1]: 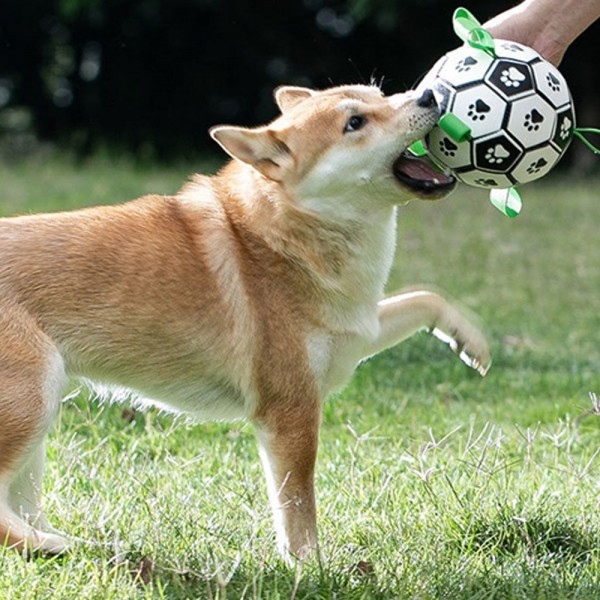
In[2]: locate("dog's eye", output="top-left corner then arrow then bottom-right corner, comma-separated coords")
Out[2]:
344,115 -> 367,133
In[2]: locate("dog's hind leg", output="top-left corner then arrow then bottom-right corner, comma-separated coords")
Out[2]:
9,439 -> 52,532
0,304 -> 68,555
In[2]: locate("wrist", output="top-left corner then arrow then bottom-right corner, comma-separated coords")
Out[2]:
529,34 -> 567,66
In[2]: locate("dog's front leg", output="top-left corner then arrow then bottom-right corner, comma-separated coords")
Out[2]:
253,401 -> 320,564
367,290 -> 491,375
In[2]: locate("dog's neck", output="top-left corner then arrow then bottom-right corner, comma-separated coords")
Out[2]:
210,162 -> 398,329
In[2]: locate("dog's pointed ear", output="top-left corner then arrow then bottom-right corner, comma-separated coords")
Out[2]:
210,125 -> 292,181
274,86 -> 314,112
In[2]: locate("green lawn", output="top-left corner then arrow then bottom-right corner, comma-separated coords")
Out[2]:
1,151 -> 600,599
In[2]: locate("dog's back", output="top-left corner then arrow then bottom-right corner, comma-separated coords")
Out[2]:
0,188 -> 260,411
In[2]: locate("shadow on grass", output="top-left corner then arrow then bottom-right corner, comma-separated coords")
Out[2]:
119,550 -> 400,600
464,512 -> 600,562
427,567 -> 600,600
123,545 -> 600,599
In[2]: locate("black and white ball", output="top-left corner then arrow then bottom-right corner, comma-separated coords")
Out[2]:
419,40 -> 575,188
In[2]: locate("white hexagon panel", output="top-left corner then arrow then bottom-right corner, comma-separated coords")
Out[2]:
426,127 -> 472,171
436,45 -> 495,88
531,60 -> 571,108
511,145 -> 561,184
455,169 -> 515,189
493,39 -> 541,64
507,95 -> 557,149
451,84 -> 508,138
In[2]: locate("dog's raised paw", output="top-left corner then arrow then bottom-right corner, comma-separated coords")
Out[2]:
430,326 -> 491,377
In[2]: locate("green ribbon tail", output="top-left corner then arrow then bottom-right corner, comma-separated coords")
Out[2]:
453,7 -> 496,56
453,8 -> 482,40
489,187 -> 523,218
573,128 -> 600,155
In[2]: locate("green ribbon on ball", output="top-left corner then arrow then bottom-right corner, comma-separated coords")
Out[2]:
453,7 -> 525,218
408,114 -> 471,157
453,7 -> 496,57
438,113 -> 472,143
489,187 -> 523,218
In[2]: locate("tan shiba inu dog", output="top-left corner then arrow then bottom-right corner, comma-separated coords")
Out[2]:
0,84 -> 489,562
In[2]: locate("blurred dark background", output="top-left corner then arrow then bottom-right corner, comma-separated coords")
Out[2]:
1,0 -> 599,161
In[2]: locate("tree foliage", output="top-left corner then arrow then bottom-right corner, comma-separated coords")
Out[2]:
1,0 -> 598,157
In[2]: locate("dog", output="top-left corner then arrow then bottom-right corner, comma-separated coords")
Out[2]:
0,84 -> 490,562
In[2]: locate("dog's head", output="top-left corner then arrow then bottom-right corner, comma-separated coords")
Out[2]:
210,85 -> 456,216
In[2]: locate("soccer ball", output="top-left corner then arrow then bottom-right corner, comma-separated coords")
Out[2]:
418,40 -> 575,188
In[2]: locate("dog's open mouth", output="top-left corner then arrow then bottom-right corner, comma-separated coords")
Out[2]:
393,151 -> 456,196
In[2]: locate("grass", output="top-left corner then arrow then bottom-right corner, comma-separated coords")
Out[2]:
1,149 -> 600,598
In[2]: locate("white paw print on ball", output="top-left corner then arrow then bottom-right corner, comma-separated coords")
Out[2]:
485,144 -> 510,164
560,116 -> 573,140
500,66 -> 526,88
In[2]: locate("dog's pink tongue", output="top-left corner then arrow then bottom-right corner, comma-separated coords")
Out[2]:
399,157 -> 450,182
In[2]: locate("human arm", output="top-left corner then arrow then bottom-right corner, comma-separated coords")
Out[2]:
483,0 -> 600,66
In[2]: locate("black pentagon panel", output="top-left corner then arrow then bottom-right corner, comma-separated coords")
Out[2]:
551,105 -> 576,153
474,133 -> 522,173
485,59 -> 534,100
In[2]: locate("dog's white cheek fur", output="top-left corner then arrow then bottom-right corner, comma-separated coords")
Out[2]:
294,144 -> 409,220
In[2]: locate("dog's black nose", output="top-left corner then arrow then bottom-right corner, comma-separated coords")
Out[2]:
417,88 -> 437,108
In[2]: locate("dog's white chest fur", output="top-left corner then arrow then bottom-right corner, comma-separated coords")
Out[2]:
304,209 -> 397,394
